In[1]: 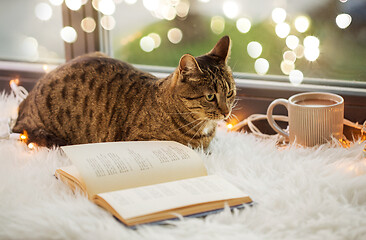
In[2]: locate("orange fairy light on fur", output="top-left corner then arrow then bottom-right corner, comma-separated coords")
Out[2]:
9,78 -> 20,86
20,131 -> 28,142
27,142 -> 37,150
226,123 -> 234,129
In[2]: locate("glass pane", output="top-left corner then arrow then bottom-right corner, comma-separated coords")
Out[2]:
107,0 -> 366,82
0,0 -> 65,64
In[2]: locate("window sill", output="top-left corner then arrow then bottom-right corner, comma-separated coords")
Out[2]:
1,61 -> 365,124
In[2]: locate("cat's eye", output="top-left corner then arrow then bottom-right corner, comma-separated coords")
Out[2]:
205,94 -> 215,101
227,90 -> 234,98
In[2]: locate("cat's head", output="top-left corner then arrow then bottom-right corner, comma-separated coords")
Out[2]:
172,36 -> 236,121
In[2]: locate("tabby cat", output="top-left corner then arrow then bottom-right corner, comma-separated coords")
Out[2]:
12,36 -> 236,149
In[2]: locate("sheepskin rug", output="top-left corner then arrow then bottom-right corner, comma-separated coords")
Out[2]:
1,92 -> 366,240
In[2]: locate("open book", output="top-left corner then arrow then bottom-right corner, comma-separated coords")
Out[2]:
56,141 -> 252,227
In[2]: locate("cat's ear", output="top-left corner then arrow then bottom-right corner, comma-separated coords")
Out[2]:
209,35 -> 231,64
178,54 -> 202,74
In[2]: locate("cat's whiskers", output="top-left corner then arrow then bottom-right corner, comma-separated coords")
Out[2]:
174,118 -> 202,132
231,99 -> 239,109
230,113 -> 239,122
189,120 -> 207,142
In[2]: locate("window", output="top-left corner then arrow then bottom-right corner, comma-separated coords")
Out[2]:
0,0 -> 64,63
0,0 -> 365,127
109,0 -> 366,83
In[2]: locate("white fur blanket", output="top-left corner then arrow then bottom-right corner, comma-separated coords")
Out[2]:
1,92 -> 366,240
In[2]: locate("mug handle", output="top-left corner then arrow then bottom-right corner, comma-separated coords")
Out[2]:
266,99 -> 290,138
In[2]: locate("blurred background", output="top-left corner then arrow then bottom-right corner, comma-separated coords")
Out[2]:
1,0 -> 365,83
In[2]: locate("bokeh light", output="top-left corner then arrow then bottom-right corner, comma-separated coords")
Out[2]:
167,28 -> 183,44
101,15 -> 116,30
280,60 -> 295,75
49,0 -> 63,6
148,33 -> 161,48
286,35 -> 299,50
294,15 -> 310,33
81,17 -> 96,33
140,36 -> 155,52
304,47 -> 320,61
65,0 -> 82,11
223,1 -> 239,19
247,41 -> 262,59
336,13 -> 352,29
60,26 -> 77,43
303,36 -> 320,61
275,22 -> 290,38
162,5 -> 177,20
289,70 -> 303,85
143,0 -> 159,11
176,1 -> 190,18
35,2 -> 53,21
294,44 -> 304,58
254,58 -> 269,75
283,51 -> 296,63
211,16 -> 225,34
271,8 -> 286,23
125,0 -> 137,4
98,0 -> 116,15
21,37 -> 39,60
304,36 -> 320,48
236,18 -> 251,33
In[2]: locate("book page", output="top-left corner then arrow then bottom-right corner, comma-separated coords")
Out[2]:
61,141 -> 207,196
55,166 -> 87,195
94,175 -> 250,220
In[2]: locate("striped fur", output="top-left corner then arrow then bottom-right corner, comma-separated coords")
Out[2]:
12,36 -> 236,149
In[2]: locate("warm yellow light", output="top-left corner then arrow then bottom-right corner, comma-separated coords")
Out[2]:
43,64 -> 49,72
10,78 -> 20,86
227,123 -> 233,129
20,130 -> 28,142
28,143 -> 36,150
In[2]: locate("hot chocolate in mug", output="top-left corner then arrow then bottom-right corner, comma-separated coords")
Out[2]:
267,92 -> 344,147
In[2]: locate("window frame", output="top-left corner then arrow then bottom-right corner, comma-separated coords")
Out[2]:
0,1 -> 365,125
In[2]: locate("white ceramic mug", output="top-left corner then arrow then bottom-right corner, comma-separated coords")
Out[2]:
267,92 -> 344,147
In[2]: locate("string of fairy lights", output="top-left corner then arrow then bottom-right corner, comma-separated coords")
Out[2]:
2,78 -> 365,153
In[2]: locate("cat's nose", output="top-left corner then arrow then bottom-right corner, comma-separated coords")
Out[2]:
222,109 -> 231,119
223,112 -> 230,119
